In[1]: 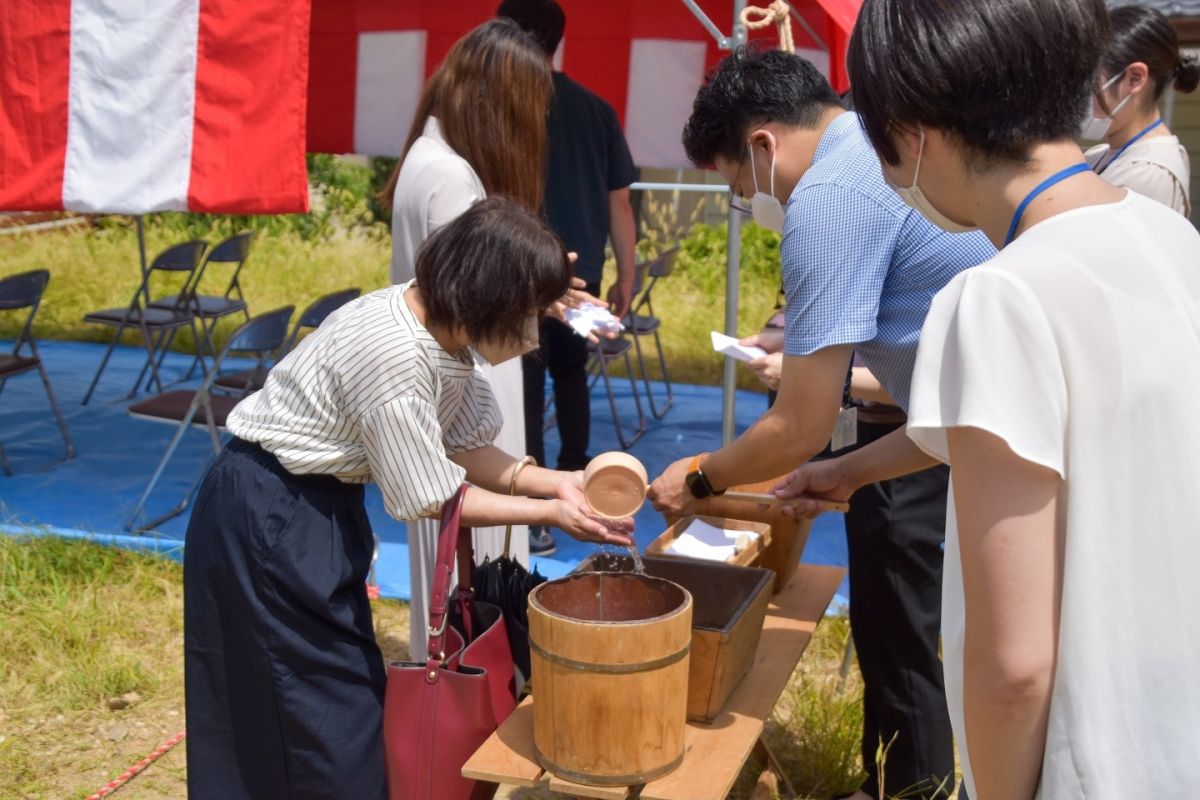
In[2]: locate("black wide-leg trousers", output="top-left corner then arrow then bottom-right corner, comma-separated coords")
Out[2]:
183,437 -> 386,800
845,420 -> 957,800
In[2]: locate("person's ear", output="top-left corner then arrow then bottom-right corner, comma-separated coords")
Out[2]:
1126,62 -> 1151,96
747,128 -> 776,161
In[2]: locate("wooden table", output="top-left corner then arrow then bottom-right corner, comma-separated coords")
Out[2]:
463,563 -> 845,800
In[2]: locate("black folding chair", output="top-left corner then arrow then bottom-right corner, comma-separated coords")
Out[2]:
622,246 -> 679,419
80,240 -> 208,405
150,230 -> 255,383
213,287 -> 361,394
0,270 -> 74,474
586,335 -> 647,450
124,305 -> 294,532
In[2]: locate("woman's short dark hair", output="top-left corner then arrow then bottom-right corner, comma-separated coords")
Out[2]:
496,0 -> 565,58
682,45 -> 842,167
848,0 -> 1111,167
415,196 -> 571,344
1105,5 -> 1200,102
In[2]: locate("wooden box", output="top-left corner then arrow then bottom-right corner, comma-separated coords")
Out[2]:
576,554 -> 776,723
674,478 -> 816,592
645,515 -> 771,567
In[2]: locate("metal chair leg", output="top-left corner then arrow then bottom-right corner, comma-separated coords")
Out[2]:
36,361 -> 75,461
631,327 -> 674,420
595,351 -> 644,450
81,321 -> 129,405
125,398 -> 203,530
620,349 -> 647,446
129,449 -> 217,534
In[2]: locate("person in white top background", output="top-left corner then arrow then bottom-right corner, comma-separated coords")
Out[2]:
1083,5 -> 1199,216
841,0 -> 1200,796
381,19 -> 550,658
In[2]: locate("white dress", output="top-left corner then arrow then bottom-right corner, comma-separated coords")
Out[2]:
390,116 -> 529,658
907,192 -> 1200,798
1086,134 -> 1191,216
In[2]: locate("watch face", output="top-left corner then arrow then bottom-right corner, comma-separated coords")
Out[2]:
685,469 -> 708,499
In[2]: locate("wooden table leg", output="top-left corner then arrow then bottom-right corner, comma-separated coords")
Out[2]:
751,736 -> 796,799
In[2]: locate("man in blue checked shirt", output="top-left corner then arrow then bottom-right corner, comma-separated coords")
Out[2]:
647,48 -> 994,800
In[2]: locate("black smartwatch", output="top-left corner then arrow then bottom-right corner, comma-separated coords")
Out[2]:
685,455 -> 723,499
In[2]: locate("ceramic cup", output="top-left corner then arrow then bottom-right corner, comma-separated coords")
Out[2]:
582,451 -> 649,519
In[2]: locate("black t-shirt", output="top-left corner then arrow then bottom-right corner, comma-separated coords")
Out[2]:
544,72 -> 637,284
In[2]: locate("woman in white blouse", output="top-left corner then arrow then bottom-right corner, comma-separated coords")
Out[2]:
844,0 -> 1200,797
1083,5 -> 1198,216
183,198 -> 633,800
381,19 -> 551,657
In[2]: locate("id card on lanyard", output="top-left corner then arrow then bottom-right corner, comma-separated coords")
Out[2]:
831,358 -> 858,452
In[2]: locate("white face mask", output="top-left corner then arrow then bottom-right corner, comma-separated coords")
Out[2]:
885,127 -> 978,234
1080,69 -> 1131,140
748,137 -> 786,233
472,315 -> 539,366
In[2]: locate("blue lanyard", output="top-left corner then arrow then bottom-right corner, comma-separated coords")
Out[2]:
1004,163 -> 1090,246
1096,118 -> 1163,175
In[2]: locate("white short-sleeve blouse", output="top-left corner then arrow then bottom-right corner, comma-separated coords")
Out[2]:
908,192 -> 1200,798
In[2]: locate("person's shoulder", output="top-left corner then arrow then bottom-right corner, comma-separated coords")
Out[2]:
402,135 -> 479,185
556,72 -> 620,119
793,113 -> 909,217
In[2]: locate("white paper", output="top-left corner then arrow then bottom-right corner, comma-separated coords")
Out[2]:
663,519 -> 760,562
711,331 -> 767,363
565,303 -> 624,338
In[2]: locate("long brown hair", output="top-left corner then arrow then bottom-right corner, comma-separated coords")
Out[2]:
381,19 -> 551,213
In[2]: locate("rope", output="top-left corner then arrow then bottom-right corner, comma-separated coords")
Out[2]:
86,729 -> 187,800
740,0 -> 795,54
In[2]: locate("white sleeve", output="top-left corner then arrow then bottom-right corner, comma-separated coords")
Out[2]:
443,373 -> 503,456
359,396 -> 465,521
906,269 -> 1068,476
426,159 -> 484,233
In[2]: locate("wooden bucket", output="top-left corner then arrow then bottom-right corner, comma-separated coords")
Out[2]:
528,572 -> 693,786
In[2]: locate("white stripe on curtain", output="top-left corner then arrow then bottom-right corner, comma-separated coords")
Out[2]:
62,0 -> 199,212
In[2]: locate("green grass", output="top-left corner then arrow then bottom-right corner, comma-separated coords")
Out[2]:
0,535 -> 865,799
0,213 -> 780,391
0,535 -> 185,798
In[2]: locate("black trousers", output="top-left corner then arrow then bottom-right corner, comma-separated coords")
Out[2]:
845,420 -> 957,800
183,438 -> 386,800
522,280 -> 601,471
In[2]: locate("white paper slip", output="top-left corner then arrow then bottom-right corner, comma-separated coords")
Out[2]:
565,303 -> 624,338
663,518 -> 760,562
711,331 -> 767,362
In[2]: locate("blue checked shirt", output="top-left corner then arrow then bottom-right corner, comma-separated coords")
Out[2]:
782,112 -> 996,411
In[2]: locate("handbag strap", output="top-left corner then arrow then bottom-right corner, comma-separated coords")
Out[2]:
427,485 -> 474,665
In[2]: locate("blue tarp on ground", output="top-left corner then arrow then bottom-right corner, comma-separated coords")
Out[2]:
0,339 -> 849,605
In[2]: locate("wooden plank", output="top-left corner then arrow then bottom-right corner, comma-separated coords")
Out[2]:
545,774 -> 633,798
464,564 -> 844,800
639,714 -> 765,800
639,564 -> 844,800
462,698 -> 545,788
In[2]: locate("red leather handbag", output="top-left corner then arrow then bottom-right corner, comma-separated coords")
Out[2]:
383,485 -> 518,800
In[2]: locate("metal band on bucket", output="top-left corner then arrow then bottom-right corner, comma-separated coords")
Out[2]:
534,745 -> 685,786
529,640 -> 690,674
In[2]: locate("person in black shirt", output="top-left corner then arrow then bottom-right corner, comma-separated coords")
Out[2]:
498,0 -> 638,556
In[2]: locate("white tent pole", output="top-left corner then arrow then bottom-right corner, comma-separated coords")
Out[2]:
677,0 -> 748,445
722,2 -> 748,445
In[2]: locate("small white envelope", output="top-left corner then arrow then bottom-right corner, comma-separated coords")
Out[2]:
710,331 -> 768,363
565,303 -> 624,338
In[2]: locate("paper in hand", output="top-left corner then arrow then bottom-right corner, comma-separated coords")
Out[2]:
565,303 -> 624,338
711,331 -> 768,363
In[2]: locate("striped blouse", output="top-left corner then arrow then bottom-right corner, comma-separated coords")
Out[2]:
226,281 -> 503,520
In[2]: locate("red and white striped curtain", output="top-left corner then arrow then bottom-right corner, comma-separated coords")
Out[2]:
306,0 -> 857,167
0,0 -> 311,214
